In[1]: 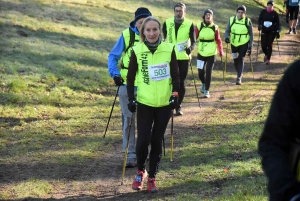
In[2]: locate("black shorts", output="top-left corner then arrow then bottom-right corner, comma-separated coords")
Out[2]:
288,6 -> 299,20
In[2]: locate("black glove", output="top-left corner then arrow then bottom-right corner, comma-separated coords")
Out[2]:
113,75 -> 124,86
185,47 -> 191,55
247,47 -> 252,56
276,31 -> 280,39
169,95 -> 178,110
258,25 -> 262,31
225,38 -> 230,44
127,98 -> 137,113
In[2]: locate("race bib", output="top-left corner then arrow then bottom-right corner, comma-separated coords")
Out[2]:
263,21 -> 272,28
177,40 -> 188,53
197,60 -> 205,69
149,62 -> 170,81
232,52 -> 239,59
292,0 -> 298,3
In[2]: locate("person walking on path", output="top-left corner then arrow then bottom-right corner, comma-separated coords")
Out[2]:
224,5 -> 254,85
258,59 -> 300,201
258,0 -> 281,65
194,9 -> 223,98
284,0 -> 300,34
107,7 -> 152,168
162,2 -> 196,116
127,16 -> 180,193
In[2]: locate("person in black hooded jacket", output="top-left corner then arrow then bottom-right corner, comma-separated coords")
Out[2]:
258,0 -> 280,65
258,59 -> 300,201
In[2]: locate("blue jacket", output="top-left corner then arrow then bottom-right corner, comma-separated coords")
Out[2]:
288,0 -> 300,6
107,21 -> 140,78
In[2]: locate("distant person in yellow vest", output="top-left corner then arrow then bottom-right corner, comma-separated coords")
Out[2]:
195,9 -> 223,98
162,2 -> 196,115
224,5 -> 253,85
127,16 -> 180,193
107,7 -> 152,168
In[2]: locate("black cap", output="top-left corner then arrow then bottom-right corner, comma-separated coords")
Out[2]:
134,7 -> 152,23
203,9 -> 213,16
267,0 -> 274,6
237,5 -> 246,13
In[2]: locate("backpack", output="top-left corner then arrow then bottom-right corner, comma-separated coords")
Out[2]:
198,22 -> 216,42
199,22 -> 216,33
230,16 -> 249,33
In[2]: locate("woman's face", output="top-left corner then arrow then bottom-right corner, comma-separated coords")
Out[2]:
143,20 -> 160,44
267,4 -> 273,10
204,13 -> 212,23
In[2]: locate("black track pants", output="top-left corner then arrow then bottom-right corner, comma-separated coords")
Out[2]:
177,59 -> 190,106
231,43 -> 248,78
136,103 -> 172,178
261,32 -> 276,60
197,54 -> 216,91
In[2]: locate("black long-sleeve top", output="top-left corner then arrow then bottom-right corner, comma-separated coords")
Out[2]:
258,59 -> 300,201
258,9 -> 280,33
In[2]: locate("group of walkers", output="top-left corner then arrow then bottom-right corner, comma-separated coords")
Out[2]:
107,0 -> 300,195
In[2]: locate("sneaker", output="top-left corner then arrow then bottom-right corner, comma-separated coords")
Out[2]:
236,78 -> 242,85
204,90 -> 210,98
132,170 -> 148,190
263,55 -> 267,62
200,84 -> 205,93
293,28 -> 297,34
288,28 -> 292,34
126,158 -> 136,168
266,60 -> 270,65
175,107 -> 183,116
147,178 -> 158,193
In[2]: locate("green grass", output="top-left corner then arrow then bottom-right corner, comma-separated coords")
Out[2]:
0,0 -> 297,200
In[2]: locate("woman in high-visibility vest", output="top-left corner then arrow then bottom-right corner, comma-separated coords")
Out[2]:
195,9 -> 223,98
127,16 -> 180,193
224,5 -> 254,85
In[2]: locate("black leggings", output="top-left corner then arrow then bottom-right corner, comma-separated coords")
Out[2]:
136,103 -> 172,178
177,59 -> 190,106
231,43 -> 248,78
261,32 -> 276,60
197,54 -> 216,91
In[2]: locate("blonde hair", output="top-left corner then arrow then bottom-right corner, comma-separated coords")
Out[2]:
140,16 -> 162,42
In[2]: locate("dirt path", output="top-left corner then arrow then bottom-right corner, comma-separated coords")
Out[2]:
95,29 -> 300,200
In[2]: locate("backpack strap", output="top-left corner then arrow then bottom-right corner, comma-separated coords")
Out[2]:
124,28 -> 136,54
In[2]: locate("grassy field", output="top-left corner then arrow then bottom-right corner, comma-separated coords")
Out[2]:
0,0 -> 298,200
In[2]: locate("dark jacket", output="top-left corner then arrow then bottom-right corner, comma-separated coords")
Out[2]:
258,59 -> 300,201
258,9 -> 280,33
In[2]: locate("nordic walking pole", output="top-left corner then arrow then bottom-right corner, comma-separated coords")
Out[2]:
189,61 -> 201,108
276,37 -> 281,57
121,112 -> 135,185
256,29 -> 261,62
103,86 -> 120,138
224,43 -> 228,83
170,110 -> 174,162
163,134 -> 166,156
249,54 -> 254,80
